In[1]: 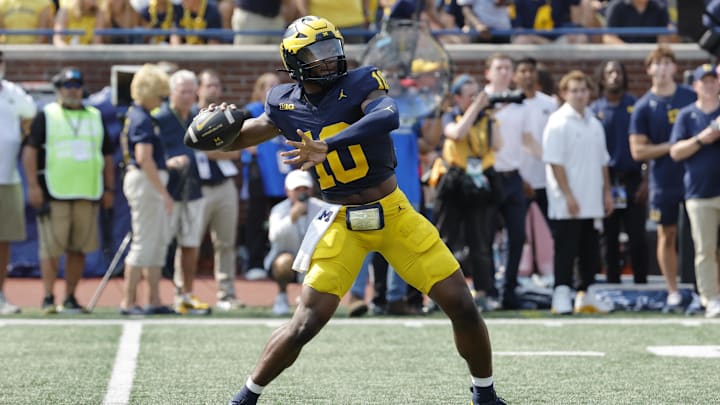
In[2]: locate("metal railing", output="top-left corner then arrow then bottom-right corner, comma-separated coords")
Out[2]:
0,26 -> 680,42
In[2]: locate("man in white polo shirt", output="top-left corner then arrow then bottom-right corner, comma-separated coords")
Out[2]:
0,52 -> 37,314
543,70 -> 614,315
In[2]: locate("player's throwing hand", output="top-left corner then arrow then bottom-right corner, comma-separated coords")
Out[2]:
282,129 -> 329,170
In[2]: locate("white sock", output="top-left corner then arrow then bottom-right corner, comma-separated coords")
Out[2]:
246,377 -> 265,394
471,376 -> 494,387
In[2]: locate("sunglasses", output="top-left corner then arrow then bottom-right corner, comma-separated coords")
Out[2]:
62,81 -> 83,89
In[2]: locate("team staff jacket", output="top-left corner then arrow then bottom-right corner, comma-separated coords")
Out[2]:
266,66 -> 398,201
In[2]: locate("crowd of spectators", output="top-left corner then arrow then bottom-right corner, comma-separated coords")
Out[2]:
2,2 -> 720,319
0,0 -> 685,45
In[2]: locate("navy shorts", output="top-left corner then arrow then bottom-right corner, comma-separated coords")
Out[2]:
649,196 -> 683,226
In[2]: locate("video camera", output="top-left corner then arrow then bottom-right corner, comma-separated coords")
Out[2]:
487,90 -> 526,107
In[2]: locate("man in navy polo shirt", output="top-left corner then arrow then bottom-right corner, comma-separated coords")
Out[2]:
629,45 -> 696,311
603,0 -> 671,44
669,64 -> 720,318
590,60 -> 648,285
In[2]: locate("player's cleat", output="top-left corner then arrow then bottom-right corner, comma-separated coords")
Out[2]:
471,386 -> 508,405
175,294 -> 211,315
228,386 -> 260,405
472,397 -> 508,405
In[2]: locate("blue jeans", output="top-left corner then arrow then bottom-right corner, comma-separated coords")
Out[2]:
350,254 -> 407,302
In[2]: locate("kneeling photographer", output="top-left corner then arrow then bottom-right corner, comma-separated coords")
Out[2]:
433,74 -> 505,312
264,170 -> 324,315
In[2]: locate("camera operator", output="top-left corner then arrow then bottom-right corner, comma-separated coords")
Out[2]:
435,74 -> 502,311
483,53 -> 529,309
264,170 -> 324,315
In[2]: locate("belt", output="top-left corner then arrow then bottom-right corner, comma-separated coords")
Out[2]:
202,178 -> 230,187
497,169 -> 519,178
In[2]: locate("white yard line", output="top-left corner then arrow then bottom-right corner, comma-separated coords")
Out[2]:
1,318 -> 719,326
496,351 -> 605,357
103,322 -> 142,405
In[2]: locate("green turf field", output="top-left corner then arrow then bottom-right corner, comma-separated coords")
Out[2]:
1,316 -> 719,404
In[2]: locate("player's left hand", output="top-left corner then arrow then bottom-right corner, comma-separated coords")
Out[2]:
282,130 -> 328,171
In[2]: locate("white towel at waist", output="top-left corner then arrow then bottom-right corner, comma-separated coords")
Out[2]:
292,202 -> 342,272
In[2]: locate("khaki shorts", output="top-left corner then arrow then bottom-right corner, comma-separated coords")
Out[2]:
123,168 -> 170,268
0,183 -> 26,242
37,200 -> 99,258
169,198 -> 206,248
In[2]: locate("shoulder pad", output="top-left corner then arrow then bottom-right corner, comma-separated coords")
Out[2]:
265,83 -> 296,109
344,66 -> 390,97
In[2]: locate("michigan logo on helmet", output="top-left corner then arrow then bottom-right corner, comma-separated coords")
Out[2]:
281,16 -> 348,87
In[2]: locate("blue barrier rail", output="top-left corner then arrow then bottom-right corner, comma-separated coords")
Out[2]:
0,26 -> 679,41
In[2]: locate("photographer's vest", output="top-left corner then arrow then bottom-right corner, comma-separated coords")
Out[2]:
443,112 -> 495,170
44,102 -> 104,200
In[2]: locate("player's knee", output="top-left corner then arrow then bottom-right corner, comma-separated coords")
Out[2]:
441,293 -> 480,325
287,316 -> 323,346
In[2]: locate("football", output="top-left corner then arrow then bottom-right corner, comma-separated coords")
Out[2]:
184,107 -> 250,151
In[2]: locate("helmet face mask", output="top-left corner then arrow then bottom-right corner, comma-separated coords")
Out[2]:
281,16 -> 348,88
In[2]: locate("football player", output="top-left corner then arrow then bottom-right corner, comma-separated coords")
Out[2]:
213,16 -> 505,405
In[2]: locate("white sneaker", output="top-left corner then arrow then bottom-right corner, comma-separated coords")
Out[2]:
245,268 -> 269,281
667,292 -> 682,306
551,285 -> 573,315
664,291 -> 683,313
574,291 -> 613,314
705,299 -> 720,318
272,293 -> 290,315
215,297 -> 245,312
0,292 -> 20,315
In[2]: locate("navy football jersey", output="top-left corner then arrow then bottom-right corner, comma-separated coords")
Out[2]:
265,66 -> 397,201
629,85 -> 696,203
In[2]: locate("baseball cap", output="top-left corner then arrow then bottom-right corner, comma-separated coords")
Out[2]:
285,170 -> 314,191
53,67 -> 84,88
693,64 -> 717,82
451,74 -> 474,95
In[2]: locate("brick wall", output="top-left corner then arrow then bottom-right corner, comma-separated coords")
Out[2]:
3,43 -> 710,275
2,43 -> 712,103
